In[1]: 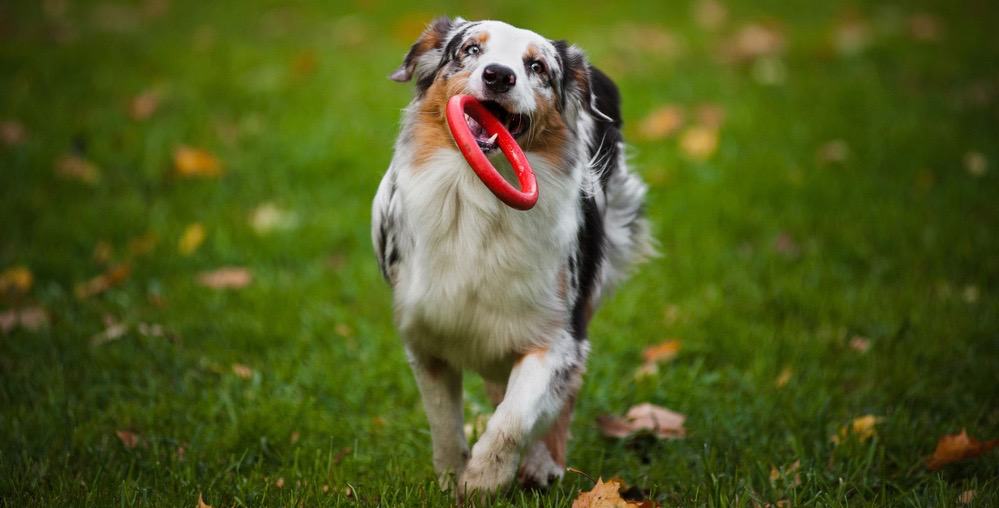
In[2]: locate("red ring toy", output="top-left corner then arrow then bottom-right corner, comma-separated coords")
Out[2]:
445,94 -> 538,210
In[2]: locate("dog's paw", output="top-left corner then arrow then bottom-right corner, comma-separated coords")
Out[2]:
518,442 -> 563,490
457,439 -> 518,500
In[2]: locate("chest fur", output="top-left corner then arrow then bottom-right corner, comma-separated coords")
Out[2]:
392,150 -> 580,371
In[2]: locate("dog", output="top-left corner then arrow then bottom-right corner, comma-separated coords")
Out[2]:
371,17 -> 654,496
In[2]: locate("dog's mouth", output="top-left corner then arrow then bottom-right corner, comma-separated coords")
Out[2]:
462,100 -> 530,154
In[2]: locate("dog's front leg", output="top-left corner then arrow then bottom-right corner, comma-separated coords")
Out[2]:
459,332 -> 584,497
406,348 -> 468,490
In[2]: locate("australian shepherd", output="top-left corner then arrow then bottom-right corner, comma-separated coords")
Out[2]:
371,17 -> 654,497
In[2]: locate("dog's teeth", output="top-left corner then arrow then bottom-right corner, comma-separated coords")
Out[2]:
486,133 -> 498,144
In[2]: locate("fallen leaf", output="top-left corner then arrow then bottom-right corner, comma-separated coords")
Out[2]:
725,23 -> 785,62
197,267 -> 252,289
90,315 -> 129,347
962,285 -> 979,304
772,232 -> 800,257
598,403 -> 686,439
833,17 -> 872,56
848,336 -> 871,353
958,490 -> 975,504
231,363 -> 253,379
275,477 -> 285,489
637,105 -> 684,141
75,263 -> 131,299
832,415 -> 880,445
197,493 -> 212,508
926,430 -> 998,470
178,223 -> 206,255
0,120 -> 27,146
775,367 -> 793,388
0,266 -> 33,296
908,13 -> 942,42
692,0 -> 727,31
679,126 -> 718,160
614,23 -> 684,59
642,340 -> 681,364
55,154 -> 101,184
964,151 -> 987,177
291,49 -> 318,78
174,146 -> 222,177
817,139 -> 850,164
129,88 -> 162,121
249,202 -> 298,234
769,460 -> 801,488
572,478 -> 654,508
290,431 -> 300,444
116,430 -> 140,449
17,306 -> 49,332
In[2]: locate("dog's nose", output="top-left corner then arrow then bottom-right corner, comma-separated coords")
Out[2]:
482,64 -> 516,93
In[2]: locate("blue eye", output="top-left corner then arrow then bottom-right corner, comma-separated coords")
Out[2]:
466,44 -> 481,55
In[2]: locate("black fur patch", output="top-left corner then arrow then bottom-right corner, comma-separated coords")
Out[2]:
570,193 -> 605,340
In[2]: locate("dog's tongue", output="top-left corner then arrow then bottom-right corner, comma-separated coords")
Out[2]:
445,95 -> 537,210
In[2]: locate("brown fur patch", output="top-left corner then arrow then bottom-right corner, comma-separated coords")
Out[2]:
521,91 -> 572,168
474,31 -> 489,44
514,346 -> 549,366
543,395 -> 575,467
411,71 -> 471,167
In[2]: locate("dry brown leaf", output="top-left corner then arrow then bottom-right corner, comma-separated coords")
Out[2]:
572,478 -> 654,508
637,106 -> 684,141
958,490 -> 975,504
832,415 -> 880,445
0,266 -> 33,296
55,154 -> 101,184
174,146 -> 222,177
197,267 -> 252,289
725,23 -> 785,61
926,430 -> 998,470
679,126 -> 718,160
775,367 -> 793,388
116,430 -> 140,449
848,336 -> 871,353
692,0 -> 727,31
197,493 -> 212,508
908,13 -> 942,42
129,88 -> 162,121
0,120 -> 27,146
964,151 -> 987,177
598,403 -> 686,439
231,363 -> 253,379
75,263 -> 131,299
178,223 -> 206,255
817,140 -> 850,164
275,477 -> 285,489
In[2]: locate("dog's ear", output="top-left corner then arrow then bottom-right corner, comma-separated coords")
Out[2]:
553,41 -> 616,124
390,16 -> 456,83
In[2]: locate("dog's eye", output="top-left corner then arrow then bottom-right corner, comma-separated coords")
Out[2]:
465,44 -> 481,56
529,60 -> 546,74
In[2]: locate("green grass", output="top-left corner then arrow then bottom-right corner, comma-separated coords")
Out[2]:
2,0 -> 998,506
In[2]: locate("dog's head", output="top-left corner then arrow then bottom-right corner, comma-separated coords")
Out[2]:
392,17 -> 597,162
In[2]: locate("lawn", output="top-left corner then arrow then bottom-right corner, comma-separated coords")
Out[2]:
1,0 -> 998,506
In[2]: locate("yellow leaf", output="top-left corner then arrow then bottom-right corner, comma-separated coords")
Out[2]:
174,146 -> 222,177
832,415 -> 880,445
178,223 -> 206,255
679,126 -> 718,160
0,266 -> 33,295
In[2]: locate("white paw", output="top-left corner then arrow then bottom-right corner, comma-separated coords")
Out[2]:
458,437 -> 519,498
518,442 -> 564,489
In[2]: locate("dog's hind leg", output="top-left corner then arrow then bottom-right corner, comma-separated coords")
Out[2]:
406,348 -> 469,490
458,332 -> 587,496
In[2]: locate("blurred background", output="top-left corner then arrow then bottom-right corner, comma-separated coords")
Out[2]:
1,0 -> 997,506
